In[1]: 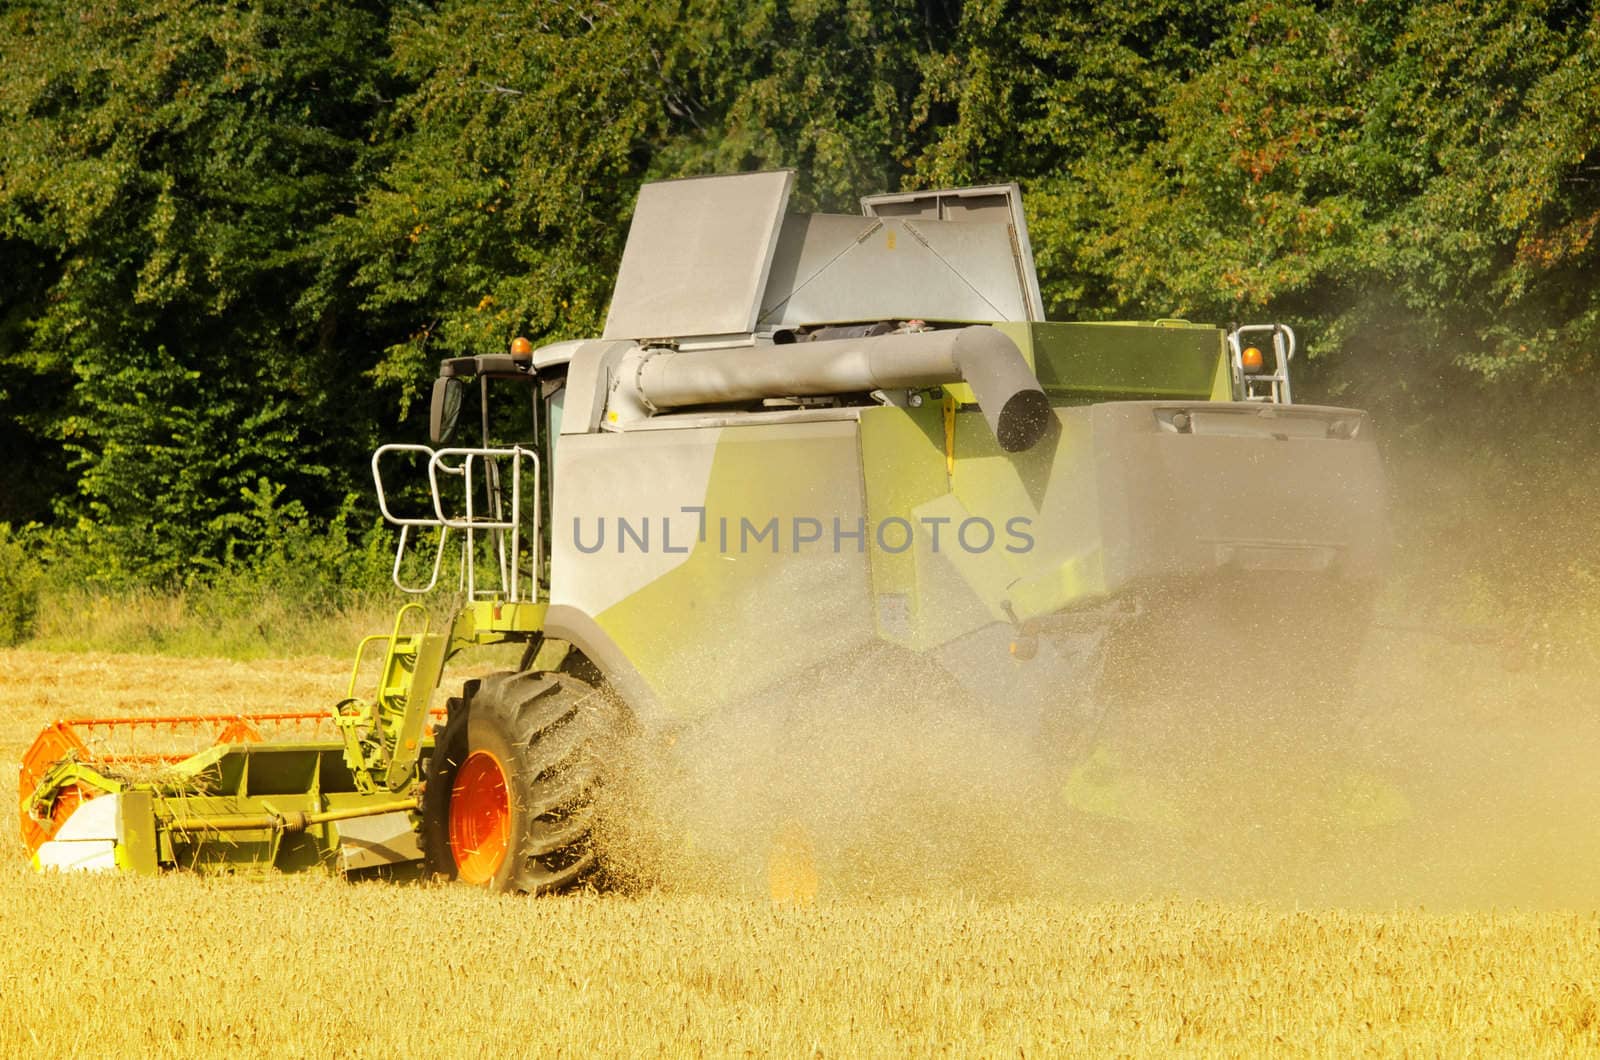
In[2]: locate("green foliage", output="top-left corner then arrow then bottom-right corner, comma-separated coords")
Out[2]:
25,584 -> 405,660
1,0 -> 1597,615
0,0 -> 399,576
1008,0 -> 1600,392
318,0 -> 680,407
0,525 -> 42,646
658,0 -> 959,206
325,0 -> 962,411
19,485 -> 401,659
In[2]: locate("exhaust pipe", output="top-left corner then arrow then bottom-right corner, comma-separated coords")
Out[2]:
630,325 -> 1052,452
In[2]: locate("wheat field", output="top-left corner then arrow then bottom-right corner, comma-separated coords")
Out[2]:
4,647 -> 1600,1056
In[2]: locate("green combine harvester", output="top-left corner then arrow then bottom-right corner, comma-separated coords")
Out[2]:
19,172 -> 1387,890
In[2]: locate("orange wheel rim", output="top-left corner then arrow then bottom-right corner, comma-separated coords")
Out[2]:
449,750 -> 511,884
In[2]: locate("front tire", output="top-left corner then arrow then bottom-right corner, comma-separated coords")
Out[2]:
421,670 -> 613,893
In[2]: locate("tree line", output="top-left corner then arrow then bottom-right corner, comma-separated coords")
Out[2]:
2,0 -> 1596,584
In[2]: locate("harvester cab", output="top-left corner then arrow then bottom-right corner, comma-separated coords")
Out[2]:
20,170 -> 1386,888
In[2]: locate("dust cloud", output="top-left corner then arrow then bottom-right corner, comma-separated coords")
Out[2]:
591,581 -> 1600,911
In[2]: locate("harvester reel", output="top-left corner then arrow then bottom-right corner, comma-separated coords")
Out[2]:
421,671 -> 612,893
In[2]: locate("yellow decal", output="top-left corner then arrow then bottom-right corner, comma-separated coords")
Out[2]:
942,391 -> 956,479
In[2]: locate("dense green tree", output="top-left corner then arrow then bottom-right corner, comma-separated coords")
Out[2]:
2,0 -> 1598,588
316,0 -> 688,405
0,236 -> 71,524
1001,0 -> 1600,393
652,0 -> 961,205
0,0 -> 398,578
327,0 -> 964,406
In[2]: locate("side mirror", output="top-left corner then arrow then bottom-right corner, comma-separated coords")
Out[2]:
429,376 -> 465,445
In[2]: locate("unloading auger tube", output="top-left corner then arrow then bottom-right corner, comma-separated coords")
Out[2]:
630,324 -> 1052,452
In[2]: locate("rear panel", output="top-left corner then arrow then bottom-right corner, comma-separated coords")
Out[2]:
857,399 -> 1386,649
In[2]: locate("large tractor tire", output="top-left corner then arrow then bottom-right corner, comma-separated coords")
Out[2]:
421,670 -> 613,893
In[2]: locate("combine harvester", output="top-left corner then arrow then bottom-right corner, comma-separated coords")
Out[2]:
19,172 -> 1387,889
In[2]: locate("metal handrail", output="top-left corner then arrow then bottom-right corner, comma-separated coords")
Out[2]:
1226,324 -> 1295,404
371,444 -> 541,602
372,444 -> 441,527
344,603 -> 430,700
389,524 -> 451,594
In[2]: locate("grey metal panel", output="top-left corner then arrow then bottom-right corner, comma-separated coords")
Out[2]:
549,420 -> 875,723
529,338 -> 585,372
760,213 -> 881,322
901,220 -> 1032,322
1080,402 -> 1389,589
863,186 -> 1015,221
616,406 -> 863,432
337,812 -> 423,871
758,215 -> 1030,326
561,339 -> 634,435
602,171 -> 794,341
860,183 -> 1046,321
549,427 -> 722,614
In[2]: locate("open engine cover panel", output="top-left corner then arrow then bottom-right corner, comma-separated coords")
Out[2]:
604,173 -> 1049,342
859,183 -> 1045,322
602,170 -> 795,342
758,211 -> 1037,327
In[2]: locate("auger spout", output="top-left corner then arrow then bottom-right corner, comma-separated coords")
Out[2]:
633,325 -> 1052,452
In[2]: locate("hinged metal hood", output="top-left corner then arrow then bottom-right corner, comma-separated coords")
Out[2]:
860,183 -> 1045,322
603,173 -> 1047,342
602,170 -> 794,342
759,182 -> 1046,328
757,212 -> 1037,327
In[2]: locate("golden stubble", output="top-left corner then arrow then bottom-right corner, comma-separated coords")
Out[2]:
3,646 -> 1599,1056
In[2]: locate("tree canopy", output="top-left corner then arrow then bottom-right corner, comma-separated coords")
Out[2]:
2,0 -> 1596,582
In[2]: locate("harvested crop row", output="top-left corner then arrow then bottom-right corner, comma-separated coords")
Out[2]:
4,649 -> 1599,1055
2,868 -> 1598,1056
